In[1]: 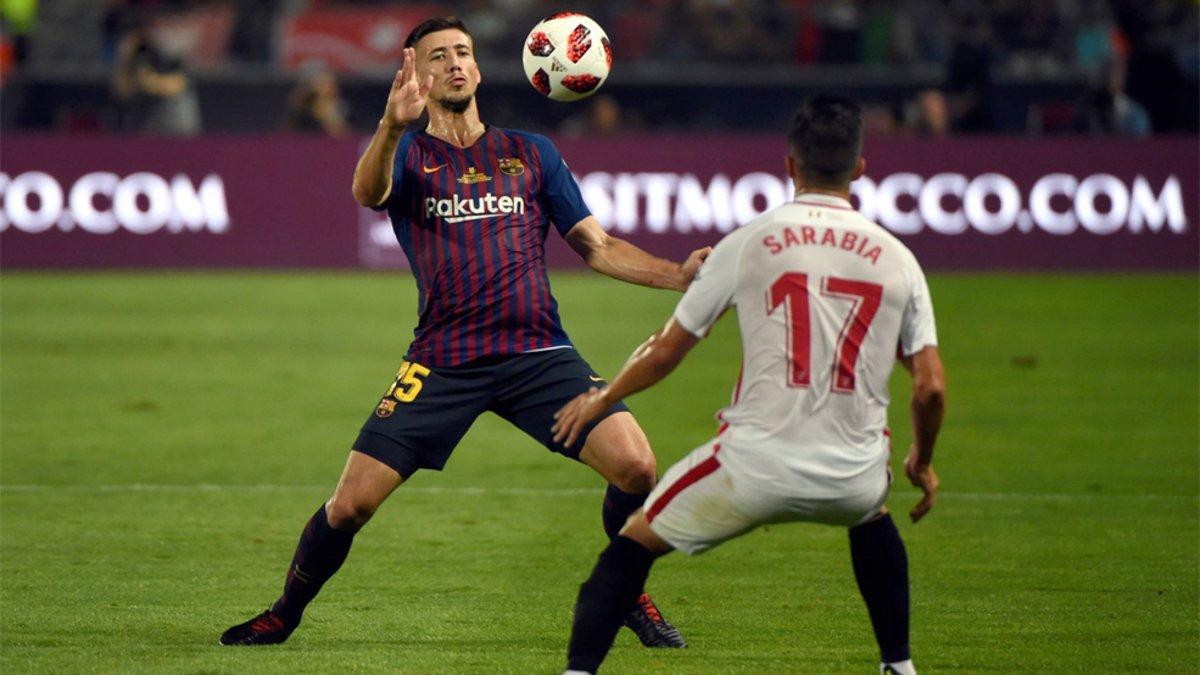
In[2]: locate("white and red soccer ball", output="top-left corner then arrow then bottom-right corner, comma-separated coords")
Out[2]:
522,13 -> 611,102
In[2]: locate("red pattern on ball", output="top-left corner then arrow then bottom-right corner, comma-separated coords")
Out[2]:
566,24 -> 592,63
601,36 -> 612,70
527,31 -> 554,57
561,73 -> 600,94
531,69 -> 552,96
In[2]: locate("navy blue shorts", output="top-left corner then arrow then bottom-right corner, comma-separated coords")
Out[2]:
353,348 -> 629,478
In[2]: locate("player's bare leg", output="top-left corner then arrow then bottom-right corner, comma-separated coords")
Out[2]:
565,508 -> 674,674
578,411 -> 656,495
220,451 -> 404,645
577,412 -> 686,649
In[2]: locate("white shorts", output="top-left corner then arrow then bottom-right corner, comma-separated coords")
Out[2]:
644,439 -> 890,555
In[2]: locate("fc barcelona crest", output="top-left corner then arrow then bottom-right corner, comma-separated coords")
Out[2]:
498,158 -> 525,176
457,167 -> 491,184
375,399 -> 396,418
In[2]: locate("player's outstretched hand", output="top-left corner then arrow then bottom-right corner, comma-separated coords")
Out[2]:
904,445 -> 938,523
384,47 -> 433,129
552,387 -> 607,448
678,247 -> 714,289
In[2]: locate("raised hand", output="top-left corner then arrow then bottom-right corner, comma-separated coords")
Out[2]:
383,47 -> 434,129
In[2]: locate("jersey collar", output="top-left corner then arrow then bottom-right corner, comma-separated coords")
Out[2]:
793,192 -> 854,210
421,124 -> 492,150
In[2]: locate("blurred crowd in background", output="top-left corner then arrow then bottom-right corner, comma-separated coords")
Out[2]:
1,0 -> 1197,137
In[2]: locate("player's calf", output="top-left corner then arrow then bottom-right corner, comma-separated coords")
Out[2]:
849,513 -> 913,672
567,535 -> 659,672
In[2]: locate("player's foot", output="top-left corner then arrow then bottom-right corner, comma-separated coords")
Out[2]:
623,592 -> 686,648
881,659 -> 917,675
219,609 -> 296,646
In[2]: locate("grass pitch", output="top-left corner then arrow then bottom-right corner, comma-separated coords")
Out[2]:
1,271 -> 1197,673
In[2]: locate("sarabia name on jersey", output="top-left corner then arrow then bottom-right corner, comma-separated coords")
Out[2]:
762,226 -> 884,265
375,126 -> 591,367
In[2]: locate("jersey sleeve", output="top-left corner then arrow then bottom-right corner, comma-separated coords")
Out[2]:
672,230 -> 743,338
371,133 -> 415,212
899,265 -> 939,356
530,135 -> 591,235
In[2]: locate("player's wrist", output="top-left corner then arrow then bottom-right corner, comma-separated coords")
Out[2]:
671,264 -> 690,292
596,386 -> 616,408
379,117 -> 408,134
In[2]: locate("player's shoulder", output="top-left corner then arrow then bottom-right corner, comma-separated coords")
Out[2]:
853,215 -> 923,273
707,211 -> 772,263
495,128 -> 568,175
806,201 -> 926,273
493,127 -> 554,150
395,129 -> 424,158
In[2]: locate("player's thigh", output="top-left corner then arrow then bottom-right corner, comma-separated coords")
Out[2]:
807,469 -> 892,527
354,358 -> 492,479
578,412 -> 655,493
643,440 -> 762,555
490,349 -> 646,476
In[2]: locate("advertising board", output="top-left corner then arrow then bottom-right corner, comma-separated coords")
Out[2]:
3,135 -> 1195,270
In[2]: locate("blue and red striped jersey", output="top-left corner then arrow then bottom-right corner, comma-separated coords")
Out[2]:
376,126 -> 591,367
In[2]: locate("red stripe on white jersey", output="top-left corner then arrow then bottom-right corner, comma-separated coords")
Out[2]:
646,445 -> 722,523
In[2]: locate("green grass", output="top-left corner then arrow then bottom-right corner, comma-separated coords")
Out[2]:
1,271 -> 1197,673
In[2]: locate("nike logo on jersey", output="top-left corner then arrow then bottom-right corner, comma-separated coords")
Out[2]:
588,375 -> 605,382
423,163 -> 447,174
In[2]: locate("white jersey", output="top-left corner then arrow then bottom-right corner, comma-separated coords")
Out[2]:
672,193 -> 938,497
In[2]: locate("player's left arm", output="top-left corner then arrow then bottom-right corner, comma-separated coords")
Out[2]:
552,318 -> 700,447
564,217 -> 711,292
531,134 -> 710,291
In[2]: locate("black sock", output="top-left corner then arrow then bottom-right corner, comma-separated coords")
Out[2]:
849,513 -> 911,663
270,504 -> 356,626
567,536 -> 657,673
601,484 -> 647,539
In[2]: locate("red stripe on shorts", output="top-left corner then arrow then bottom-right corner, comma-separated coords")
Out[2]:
645,446 -> 721,524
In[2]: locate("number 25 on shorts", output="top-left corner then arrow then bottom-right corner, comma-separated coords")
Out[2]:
386,361 -> 431,403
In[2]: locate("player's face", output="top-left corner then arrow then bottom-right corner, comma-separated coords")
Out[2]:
414,29 -> 481,110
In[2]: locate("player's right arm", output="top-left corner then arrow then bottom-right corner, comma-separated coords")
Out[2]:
352,47 -> 433,208
552,319 -> 701,448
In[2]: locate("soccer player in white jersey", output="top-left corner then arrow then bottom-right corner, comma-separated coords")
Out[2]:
551,96 -> 946,674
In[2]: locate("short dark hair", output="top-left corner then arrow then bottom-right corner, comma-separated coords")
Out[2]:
788,96 -> 864,184
405,16 -> 472,50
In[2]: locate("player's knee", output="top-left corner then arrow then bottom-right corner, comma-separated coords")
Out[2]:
612,453 -> 657,494
325,494 -> 378,531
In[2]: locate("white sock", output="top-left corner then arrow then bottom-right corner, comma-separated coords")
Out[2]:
563,671 -> 592,675
881,659 -> 916,675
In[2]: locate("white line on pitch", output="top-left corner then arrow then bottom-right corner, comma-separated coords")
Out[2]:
0,484 -> 1194,501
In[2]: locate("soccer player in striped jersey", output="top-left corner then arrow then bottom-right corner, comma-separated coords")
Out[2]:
553,97 -> 945,674
220,17 -> 706,648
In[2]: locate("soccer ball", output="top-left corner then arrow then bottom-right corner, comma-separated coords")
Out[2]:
522,13 -> 611,102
